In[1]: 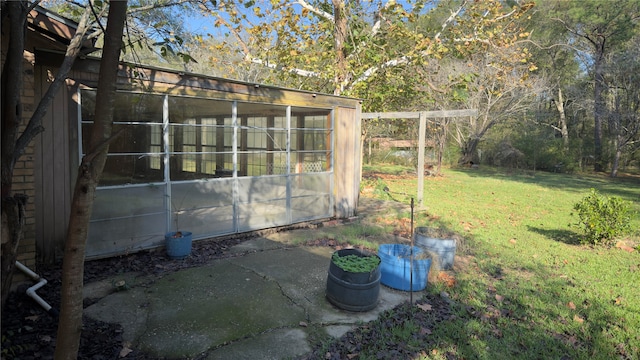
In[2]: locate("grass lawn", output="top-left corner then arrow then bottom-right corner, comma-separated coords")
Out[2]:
358,165 -> 640,359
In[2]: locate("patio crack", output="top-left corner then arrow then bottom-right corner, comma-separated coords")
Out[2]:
229,260 -> 307,317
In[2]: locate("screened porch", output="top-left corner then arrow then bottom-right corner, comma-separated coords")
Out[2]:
80,90 -> 335,258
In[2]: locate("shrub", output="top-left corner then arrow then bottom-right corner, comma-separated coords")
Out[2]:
572,188 -> 632,246
372,178 -> 392,199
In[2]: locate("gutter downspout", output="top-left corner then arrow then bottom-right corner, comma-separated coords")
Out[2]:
15,261 -> 59,318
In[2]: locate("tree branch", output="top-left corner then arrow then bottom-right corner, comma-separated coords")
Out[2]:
127,0 -> 192,14
348,0 -> 468,91
209,3 -> 321,78
295,0 -> 333,21
14,1 -> 95,163
436,0 -> 468,42
83,128 -> 125,163
371,0 -> 397,36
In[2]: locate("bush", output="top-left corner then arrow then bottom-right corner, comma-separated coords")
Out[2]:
572,189 -> 632,246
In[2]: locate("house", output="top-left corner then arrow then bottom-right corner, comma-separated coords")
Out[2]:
2,5 -> 362,268
371,138 -> 416,150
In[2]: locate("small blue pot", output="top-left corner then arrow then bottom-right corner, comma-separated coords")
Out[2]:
165,231 -> 192,259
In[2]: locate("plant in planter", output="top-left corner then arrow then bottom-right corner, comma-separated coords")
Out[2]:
326,248 -> 382,312
165,195 -> 193,259
331,251 -> 381,273
165,230 -> 192,259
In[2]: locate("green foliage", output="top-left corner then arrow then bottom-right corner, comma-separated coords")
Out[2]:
1,331 -> 25,357
360,172 -> 393,197
352,167 -> 640,358
331,252 -> 380,273
572,188 -> 633,246
372,178 -> 393,199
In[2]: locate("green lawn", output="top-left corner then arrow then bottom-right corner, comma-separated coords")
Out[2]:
360,165 -> 640,359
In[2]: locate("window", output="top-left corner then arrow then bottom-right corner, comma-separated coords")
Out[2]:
80,91 -> 333,185
237,102 -> 288,176
80,90 -> 165,185
168,97 -> 233,181
291,110 -> 332,173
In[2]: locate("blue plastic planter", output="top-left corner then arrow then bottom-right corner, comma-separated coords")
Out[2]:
165,231 -> 192,259
378,244 -> 431,291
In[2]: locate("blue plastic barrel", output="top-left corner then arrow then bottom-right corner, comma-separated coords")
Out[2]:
378,244 -> 431,291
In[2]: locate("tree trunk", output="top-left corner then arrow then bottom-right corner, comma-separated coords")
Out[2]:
1,195 -> 27,307
554,88 -> 569,153
1,1 -> 27,197
1,0 -> 95,309
610,141 -> 621,178
1,0 -> 29,310
435,118 -> 447,175
367,136 -> 372,165
593,45 -> 606,172
332,0 -> 348,96
459,137 -> 480,165
53,1 -> 128,358
609,103 -> 622,178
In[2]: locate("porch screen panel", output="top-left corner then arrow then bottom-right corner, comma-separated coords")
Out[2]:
289,109 -> 333,221
269,117 -> 288,174
234,103 -> 290,230
170,180 -> 234,236
86,185 -> 167,258
290,173 -> 332,222
81,90 -> 169,258
236,177 -> 288,231
166,97 -> 235,237
81,87 -> 337,258
290,111 -> 332,174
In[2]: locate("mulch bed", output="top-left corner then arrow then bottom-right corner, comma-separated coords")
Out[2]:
299,294 -> 456,360
1,235 -> 251,360
2,234 -> 455,359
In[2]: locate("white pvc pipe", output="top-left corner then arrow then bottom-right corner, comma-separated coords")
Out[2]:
15,261 -> 58,317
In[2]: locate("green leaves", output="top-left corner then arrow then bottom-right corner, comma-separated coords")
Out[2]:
332,252 -> 381,273
153,34 -> 197,64
572,188 -> 633,246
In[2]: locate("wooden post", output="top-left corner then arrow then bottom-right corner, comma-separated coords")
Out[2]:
417,112 -> 427,207
361,109 -> 478,208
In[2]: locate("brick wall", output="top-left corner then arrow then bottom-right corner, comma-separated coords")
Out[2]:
16,51 -> 38,272
1,49 -> 38,283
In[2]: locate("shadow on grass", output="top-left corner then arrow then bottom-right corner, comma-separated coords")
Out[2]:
527,225 -> 582,245
336,199 -> 637,359
455,166 -> 640,202
432,251 -> 636,359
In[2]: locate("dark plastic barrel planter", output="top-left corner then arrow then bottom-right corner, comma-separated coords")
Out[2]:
414,227 -> 456,270
378,244 -> 431,291
165,231 -> 192,259
326,249 -> 381,312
